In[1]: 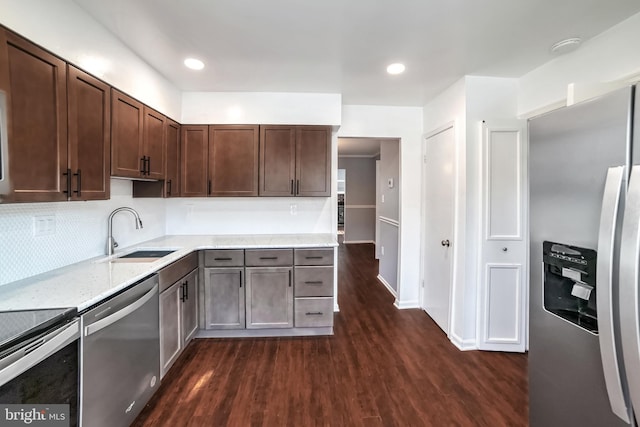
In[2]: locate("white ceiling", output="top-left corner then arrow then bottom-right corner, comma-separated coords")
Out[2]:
338,138 -> 382,157
73,0 -> 640,106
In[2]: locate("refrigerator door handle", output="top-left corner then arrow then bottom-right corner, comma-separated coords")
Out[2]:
597,166 -> 631,423
620,164 -> 640,423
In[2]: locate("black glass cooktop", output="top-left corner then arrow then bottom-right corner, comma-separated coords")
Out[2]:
0,307 -> 77,355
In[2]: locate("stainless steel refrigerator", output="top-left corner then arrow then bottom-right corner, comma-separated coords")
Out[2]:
529,85 -> 640,426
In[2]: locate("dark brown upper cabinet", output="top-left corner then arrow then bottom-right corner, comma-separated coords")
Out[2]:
208,125 -> 259,196
67,65 -> 111,201
111,89 -> 165,180
180,125 -> 208,197
259,125 -> 331,197
0,29 -> 68,203
164,119 -> 180,197
143,106 -> 166,180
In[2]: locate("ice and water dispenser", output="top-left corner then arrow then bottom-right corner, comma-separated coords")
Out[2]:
543,241 -> 598,333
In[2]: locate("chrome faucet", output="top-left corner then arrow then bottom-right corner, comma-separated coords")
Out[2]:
107,207 -> 143,256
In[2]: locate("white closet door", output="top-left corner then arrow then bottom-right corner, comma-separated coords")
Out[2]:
477,120 -> 528,352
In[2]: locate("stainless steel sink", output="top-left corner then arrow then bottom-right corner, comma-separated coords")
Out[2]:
119,250 -> 175,259
108,249 -> 176,263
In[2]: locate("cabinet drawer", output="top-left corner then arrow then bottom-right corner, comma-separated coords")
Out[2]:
295,298 -> 333,327
294,266 -> 333,297
294,248 -> 334,266
204,249 -> 244,267
245,249 -> 293,266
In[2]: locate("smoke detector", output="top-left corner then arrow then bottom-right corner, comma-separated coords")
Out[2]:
551,38 -> 582,55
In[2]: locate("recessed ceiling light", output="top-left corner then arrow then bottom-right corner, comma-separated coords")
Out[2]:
184,58 -> 205,70
550,38 -> 582,55
386,63 -> 405,75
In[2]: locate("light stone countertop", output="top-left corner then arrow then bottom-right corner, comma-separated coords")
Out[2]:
0,234 -> 337,312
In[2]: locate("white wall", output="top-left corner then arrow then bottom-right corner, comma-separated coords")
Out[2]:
181,92 -> 341,125
0,0 -> 182,120
0,180 -> 165,286
165,197 -> 332,235
339,105 -> 423,308
518,12 -> 640,116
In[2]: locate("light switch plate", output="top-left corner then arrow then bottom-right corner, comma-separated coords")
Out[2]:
33,215 -> 55,236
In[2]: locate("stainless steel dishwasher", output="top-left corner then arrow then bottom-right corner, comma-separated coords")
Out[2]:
80,274 -> 159,427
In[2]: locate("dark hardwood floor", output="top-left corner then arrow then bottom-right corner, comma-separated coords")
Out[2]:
134,243 -> 528,426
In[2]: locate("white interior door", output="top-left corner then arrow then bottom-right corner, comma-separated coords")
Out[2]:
422,125 -> 455,335
477,120 -> 528,352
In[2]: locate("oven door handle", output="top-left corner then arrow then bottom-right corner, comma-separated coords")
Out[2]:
596,165 -> 630,423
84,285 -> 157,337
0,320 -> 79,386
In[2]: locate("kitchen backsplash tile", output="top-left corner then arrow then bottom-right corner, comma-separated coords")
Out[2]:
0,180 -> 166,286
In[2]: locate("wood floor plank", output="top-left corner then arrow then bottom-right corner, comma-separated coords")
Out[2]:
133,243 -> 527,426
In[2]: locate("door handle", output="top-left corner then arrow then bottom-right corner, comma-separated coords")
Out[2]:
441,240 -> 450,247
596,166 -> 629,422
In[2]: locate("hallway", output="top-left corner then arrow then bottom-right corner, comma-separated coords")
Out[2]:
134,243 -> 527,426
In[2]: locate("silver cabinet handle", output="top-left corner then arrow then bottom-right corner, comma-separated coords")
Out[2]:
596,166 -> 630,423
85,284 -> 157,336
619,165 -> 640,423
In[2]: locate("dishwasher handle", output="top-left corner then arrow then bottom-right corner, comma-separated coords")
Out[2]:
84,285 -> 157,337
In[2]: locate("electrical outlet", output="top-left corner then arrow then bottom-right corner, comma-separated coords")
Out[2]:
381,194 -> 385,203
381,246 -> 385,255
290,203 -> 298,216
33,215 -> 55,236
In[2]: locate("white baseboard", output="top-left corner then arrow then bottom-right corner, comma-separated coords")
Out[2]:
344,240 -> 375,244
393,299 -> 420,310
376,274 -> 397,298
449,332 -> 477,351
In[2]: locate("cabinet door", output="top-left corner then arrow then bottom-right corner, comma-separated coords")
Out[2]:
181,269 -> 199,344
180,125 -> 208,197
111,89 -> 144,178
204,267 -> 245,330
259,125 -> 296,196
143,106 -> 165,180
245,267 -> 293,329
67,66 -> 110,201
165,119 -> 180,197
159,281 -> 182,378
296,126 -> 331,196
0,30 -> 68,202
209,125 -> 259,196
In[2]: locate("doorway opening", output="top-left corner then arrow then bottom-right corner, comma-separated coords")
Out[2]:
337,137 -> 400,300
